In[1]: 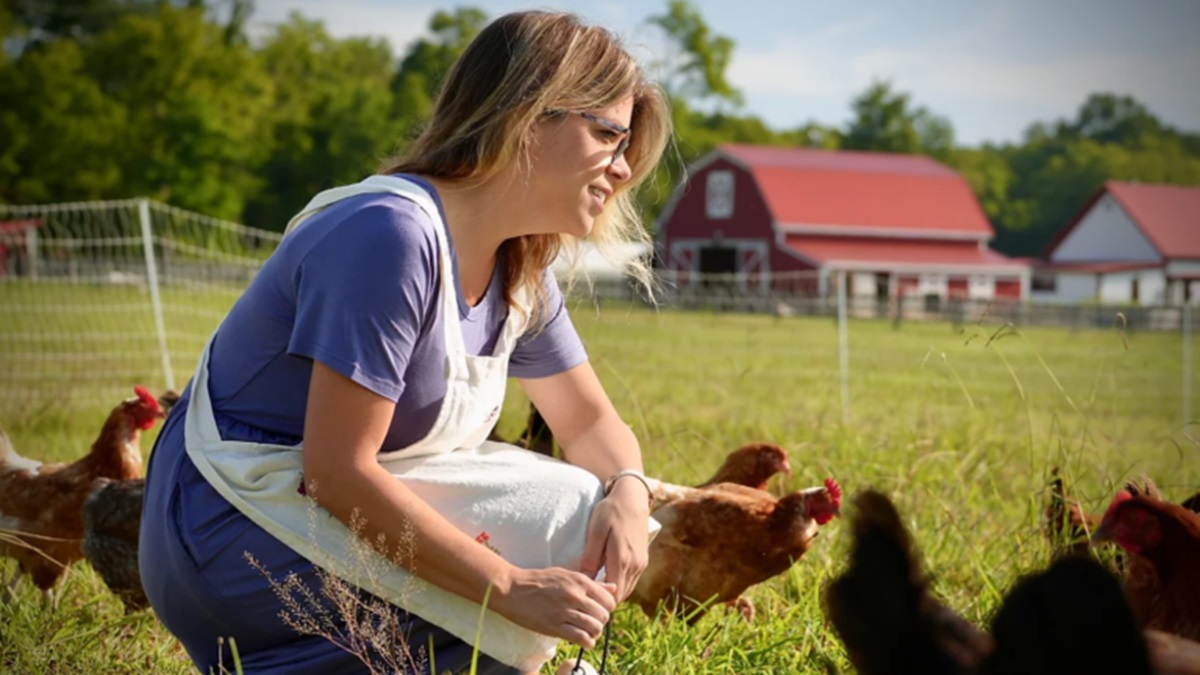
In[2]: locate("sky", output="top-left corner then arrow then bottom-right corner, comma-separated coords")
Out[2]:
248,0 -> 1200,146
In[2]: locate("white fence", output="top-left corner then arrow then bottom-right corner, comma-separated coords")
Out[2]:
0,198 -> 280,414
0,199 -> 1195,425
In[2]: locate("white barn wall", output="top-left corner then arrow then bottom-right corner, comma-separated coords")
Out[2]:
852,272 -> 876,296
1167,261 -> 1200,276
1099,273 -> 1136,303
1052,195 -> 1161,263
969,275 -> 994,300
1054,274 -> 1099,303
1139,270 -> 1167,305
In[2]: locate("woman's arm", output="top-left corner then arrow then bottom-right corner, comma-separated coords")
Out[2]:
302,361 -> 615,647
519,361 -> 652,602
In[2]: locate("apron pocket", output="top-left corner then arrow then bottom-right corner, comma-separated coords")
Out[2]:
174,451 -> 257,573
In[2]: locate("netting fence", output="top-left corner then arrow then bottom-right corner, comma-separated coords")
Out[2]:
0,198 -> 1195,425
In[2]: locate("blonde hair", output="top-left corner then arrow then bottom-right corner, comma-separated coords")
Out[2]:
380,10 -> 670,325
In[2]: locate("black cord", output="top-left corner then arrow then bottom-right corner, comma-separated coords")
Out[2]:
572,620 -> 611,674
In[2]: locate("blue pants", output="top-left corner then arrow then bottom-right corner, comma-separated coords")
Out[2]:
139,397 -> 521,675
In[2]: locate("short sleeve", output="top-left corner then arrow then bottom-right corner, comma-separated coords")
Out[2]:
508,268 -> 588,379
287,201 -> 439,400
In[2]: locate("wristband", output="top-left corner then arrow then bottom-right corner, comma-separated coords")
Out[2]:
604,469 -> 653,509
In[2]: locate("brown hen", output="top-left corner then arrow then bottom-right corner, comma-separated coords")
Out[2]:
0,387 -> 162,594
1094,491 -> 1200,641
630,478 -> 841,622
696,442 -> 791,492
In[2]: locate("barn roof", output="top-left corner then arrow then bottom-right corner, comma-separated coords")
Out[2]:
718,144 -> 994,238
782,235 -> 1026,272
1046,181 -> 1200,260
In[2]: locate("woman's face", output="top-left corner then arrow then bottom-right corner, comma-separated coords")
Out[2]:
523,95 -> 635,238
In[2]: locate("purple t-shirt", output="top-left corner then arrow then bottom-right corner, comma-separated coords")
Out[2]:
206,175 -> 587,450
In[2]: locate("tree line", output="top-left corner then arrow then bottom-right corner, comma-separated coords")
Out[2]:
3,0 -> 1198,256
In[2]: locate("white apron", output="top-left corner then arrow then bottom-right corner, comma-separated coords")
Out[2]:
184,175 -> 613,671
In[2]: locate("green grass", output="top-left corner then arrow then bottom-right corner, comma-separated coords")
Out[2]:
1,285 -> 1198,673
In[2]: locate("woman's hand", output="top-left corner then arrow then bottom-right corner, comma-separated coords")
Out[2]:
492,566 -> 617,648
579,478 -> 651,603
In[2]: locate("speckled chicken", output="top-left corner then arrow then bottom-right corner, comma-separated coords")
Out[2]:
81,477 -> 148,612
79,389 -> 179,611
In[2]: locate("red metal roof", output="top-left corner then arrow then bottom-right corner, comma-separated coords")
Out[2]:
1106,182 -> 1200,259
784,235 -> 1027,270
720,145 -> 994,237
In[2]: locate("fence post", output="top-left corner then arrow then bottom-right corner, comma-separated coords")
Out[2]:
139,198 -> 176,391
1185,302 -> 1193,429
837,269 -> 850,424
25,225 -> 38,280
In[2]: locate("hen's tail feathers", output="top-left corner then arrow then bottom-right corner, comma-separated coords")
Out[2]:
157,390 -> 181,418
1124,475 -> 1163,501
644,477 -> 696,511
82,477 -> 149,613
983,556 -> 1152,675
824,490 -> 991,675
1045,469 -> 1093,560
0,425 -> 41,475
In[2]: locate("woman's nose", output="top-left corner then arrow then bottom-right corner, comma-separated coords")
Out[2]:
607,153 -> 632,183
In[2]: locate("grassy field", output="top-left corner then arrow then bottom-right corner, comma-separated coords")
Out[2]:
1,284 -> 1197,673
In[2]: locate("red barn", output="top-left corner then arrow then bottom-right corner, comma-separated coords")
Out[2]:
656,145 -> 1028,302
0,219 -> 44,277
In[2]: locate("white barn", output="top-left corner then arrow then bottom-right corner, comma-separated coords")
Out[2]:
1036,181 -> 1200,305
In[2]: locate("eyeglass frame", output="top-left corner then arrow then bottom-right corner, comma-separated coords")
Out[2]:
549,110 -> 631,165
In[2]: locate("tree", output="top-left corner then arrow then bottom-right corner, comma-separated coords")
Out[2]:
0,37 -> 126,203
842,80 -> 954,158
984,93 -> 1200,256
390,7 -> 487,128
947,147 -> 1017,224
244,13 -> 403,230
82,4 -> 274,219
1059,93 -> 1163,147
645,0 -> 742,108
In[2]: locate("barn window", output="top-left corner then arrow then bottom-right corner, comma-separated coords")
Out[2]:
706,171 -> 734,219
1031,270 -> 1057,292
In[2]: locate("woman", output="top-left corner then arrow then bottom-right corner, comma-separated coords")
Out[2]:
139,10 -> 671,675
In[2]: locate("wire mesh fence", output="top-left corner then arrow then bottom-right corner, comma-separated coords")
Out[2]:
1,198 -> 1195,425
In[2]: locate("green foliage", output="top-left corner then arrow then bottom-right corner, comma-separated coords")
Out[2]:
646,0 -> 743,107
5,0 -> 153,43
0,37 -> 126,202
2,0 -> 1198,255
81,4 -> 273,220
842,80 -> 955,159
946,147 -> 1017,223
390,7 -> 487,129
243,13 -> 403,230
988,97 -> 1200,255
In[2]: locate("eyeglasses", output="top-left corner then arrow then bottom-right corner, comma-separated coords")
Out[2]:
563,111 -> 631,165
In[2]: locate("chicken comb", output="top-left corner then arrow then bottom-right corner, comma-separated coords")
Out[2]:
1102,489 -> 1134,521
133,385 -> 161,412
824,477 -> 843,508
